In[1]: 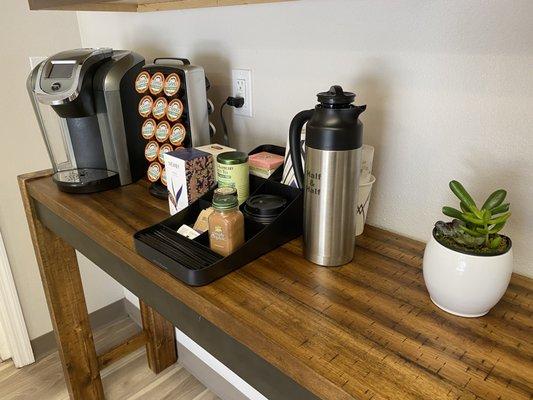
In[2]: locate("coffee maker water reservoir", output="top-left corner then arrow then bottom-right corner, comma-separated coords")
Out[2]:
27,48 -> 146,193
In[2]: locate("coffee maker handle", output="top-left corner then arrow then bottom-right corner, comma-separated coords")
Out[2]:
153,57 -> 191,65
289,109 -> 313,189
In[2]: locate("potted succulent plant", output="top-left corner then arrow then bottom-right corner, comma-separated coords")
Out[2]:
423,180 -> 513,317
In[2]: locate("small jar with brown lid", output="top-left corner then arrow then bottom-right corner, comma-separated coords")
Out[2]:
208,190 -> 244,257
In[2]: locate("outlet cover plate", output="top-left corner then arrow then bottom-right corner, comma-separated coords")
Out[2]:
232,69 -> 253,117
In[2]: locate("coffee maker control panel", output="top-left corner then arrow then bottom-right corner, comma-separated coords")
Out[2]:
35,48 -> 113,105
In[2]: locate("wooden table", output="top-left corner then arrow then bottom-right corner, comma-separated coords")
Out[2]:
19,171 -> 533,400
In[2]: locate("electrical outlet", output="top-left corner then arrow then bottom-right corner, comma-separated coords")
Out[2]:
232,69 -> 253,117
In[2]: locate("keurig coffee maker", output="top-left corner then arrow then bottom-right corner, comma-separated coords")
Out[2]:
27,48 -> 146,193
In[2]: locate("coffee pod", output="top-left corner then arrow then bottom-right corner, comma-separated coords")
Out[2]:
164,73 -> 181,97
158,143 -> 173,164
161,168 -> 167,186
149,72 -> 165,95
167,99 -> 184,122
144,141 -> 159,162
169,123 -> 186,146
147,162 -> 162,182
135,71 -> 150,94
141,118 -> 156,140
155,121 -> 170,143
138,95 -> 153,117
152,97 -> 168,120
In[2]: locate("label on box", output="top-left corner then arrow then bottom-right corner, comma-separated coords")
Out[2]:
166,156 -> 189,215
165,149 -> 214,215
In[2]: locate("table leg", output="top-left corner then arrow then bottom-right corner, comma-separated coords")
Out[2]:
19,173 -> 104,400
140,300 -> 177,373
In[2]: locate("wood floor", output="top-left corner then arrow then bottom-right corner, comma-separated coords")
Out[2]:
0,316 -> 219,400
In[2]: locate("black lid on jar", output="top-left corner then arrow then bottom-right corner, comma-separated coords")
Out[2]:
243,194 -> 287,224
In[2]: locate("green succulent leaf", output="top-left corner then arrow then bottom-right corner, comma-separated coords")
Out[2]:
488,222 -> 506,234
442,206 -> 466,221
449,180 -> 480,216
491,203 -> 510,215
460,202 -> 469,213
490,236 -> 502,249
459,226 -> 484,237
488,212 -> 511,225
482,189 -> 507,211
461,212 -> 485,226
482,209 -> 492,223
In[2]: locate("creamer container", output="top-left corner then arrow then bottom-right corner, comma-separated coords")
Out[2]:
138,95 -> 153,118
164,73 -> 181,97
141,118 -> 156,140
158,143 -> 173,164
144,141 -> 159,162
155,121 -> 170,143
167,99 -> 184,122
135,71 -> 150,94
216,151 -> 249,205
149,72 -> 165,95
147,162 -> 162,182
169,123 -> 186,146
152,97 -> 168,120
208,191 -> 244,257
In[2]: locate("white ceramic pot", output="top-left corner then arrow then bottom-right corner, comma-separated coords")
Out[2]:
423,234 -> 513,317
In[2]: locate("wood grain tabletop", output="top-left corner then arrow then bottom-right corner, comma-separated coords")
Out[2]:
23,173 -> 533,400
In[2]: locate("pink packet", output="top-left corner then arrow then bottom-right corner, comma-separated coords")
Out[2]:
248,152 -> 284,170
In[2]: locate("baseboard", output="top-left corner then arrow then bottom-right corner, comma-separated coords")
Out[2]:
31,298 -> 128,360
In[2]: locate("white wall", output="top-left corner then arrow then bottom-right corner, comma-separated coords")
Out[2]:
0,1 -> 125,339
77,0 -> 532,277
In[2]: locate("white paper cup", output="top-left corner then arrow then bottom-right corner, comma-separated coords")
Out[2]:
356,175 -> 376,236
360,145 -> 375,182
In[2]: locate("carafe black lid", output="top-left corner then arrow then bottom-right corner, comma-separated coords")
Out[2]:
317,85 -> 355,106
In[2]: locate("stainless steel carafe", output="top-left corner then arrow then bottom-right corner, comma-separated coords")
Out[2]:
289,86 -> 366,266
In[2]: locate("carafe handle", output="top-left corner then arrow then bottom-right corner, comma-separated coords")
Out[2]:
289,109 -> 313,189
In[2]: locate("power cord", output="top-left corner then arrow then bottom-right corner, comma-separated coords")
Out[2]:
219,96 -> 244,146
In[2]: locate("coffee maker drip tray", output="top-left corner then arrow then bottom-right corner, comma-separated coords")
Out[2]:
53,168 -> 121,194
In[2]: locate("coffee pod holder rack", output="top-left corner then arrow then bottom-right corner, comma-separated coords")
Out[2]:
136,57 -> 213,199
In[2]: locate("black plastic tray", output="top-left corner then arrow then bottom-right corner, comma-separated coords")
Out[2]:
134,174 -> 302,286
